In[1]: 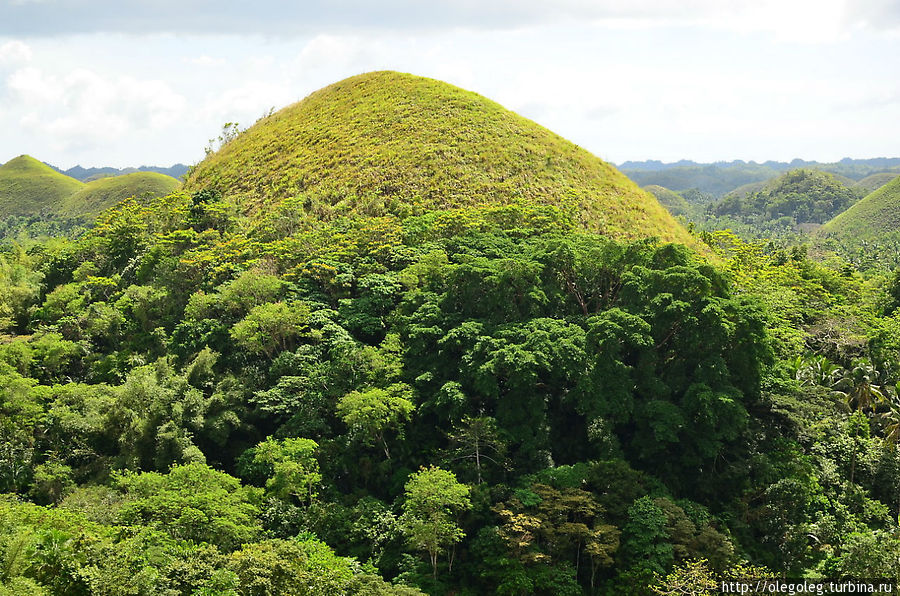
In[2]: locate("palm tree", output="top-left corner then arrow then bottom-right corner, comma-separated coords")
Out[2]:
834,359 -> 887,484
792,354 -> 841,388
879,399 -> 900,515
835,359 -> 886,413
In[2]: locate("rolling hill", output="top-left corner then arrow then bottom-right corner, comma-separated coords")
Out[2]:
644,185 -> 690,217
0,155 -> 85,217
0,155 -> 180,223
61,172 -> 180,217
853,172 -> 899,195
712,169 -> 859,226
822,174 -> 900,243
185,71 -> 698,246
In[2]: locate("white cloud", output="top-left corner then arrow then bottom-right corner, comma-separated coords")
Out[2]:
2,0 -> 894,40
6,66 -> 186,151
296,35 -> 369,71
0,40 -> 31,65
184,55 -> 226,67
198,80 -> 295,129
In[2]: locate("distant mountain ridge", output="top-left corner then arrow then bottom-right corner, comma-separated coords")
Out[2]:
46,163 -> 190,182
620,157 -> 900,172
621,158 -> 900,198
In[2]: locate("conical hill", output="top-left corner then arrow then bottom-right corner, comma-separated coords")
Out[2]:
185,71 -> 697,246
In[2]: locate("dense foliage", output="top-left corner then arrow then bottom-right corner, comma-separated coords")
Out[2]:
712,170 -> 858,227
0,183 -> 898,594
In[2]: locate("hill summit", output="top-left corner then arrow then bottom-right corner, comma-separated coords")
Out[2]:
62,172 -> 180,217
0,155 -> 180,221
822,174 -> 900,242
185,71 -> 696,246
0,155 -> 85,217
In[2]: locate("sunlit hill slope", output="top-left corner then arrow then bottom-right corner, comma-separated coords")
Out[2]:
185,71 -> 698,247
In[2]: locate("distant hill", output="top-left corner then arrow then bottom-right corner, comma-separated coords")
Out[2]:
61,172 -> 181,218
644,185 -> 691,218
185,71 -> 698,246
53,163 -> 190,182
0,155 -> 181,224
822,175 -> 900,243
853,172 -> 899,195
621,158 -> 900,198
707,169 -> 859,238
0,155 -> 85,217
722,180 -> 769,202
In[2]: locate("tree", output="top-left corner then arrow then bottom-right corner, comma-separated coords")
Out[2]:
836,359 -> 887,483
621,496 -> 672,575
230,301 -> 310,358
445,415 -> 507,484
337,384 -> 414,460
494,484 -> 620,592
837,359 -> 886,413
400,466 -> 472,579
252,437 -> 321,506
114,462 -> 262,551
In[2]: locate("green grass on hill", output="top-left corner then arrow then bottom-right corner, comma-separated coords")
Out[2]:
61,172 -> 181,218
185,71 -> 699,247
822,175 -> 900,242
722,180 -> 769,202
0,155 -> 84,217
644,185 -> 690,217
853,172 -> 900,195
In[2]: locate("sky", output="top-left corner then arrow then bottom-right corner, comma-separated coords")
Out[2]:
1,0 -> 899,169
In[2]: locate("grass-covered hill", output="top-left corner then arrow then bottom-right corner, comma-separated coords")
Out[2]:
61,171 -> 180,217
822,174 -> 900,243
644,184 -> 690,217
853,172 -> 899,195
0,155 -> 85,217
185,71 -> 697,247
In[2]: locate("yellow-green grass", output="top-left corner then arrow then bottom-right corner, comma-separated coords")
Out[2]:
822,175 -> 900,242
723,180 -> 769,201
853,172 -> 900,195
644,185 -> 690,217
186,71 -> 699,248
61,172 -> 181,218
0,155 -> 84,217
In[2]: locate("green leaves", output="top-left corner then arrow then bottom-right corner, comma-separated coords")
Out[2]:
400,466 -> 472,578
252,437 -> 321,505
230,301 -> 310,357
337,384 -> 413,460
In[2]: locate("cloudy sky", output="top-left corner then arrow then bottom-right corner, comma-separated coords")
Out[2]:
1,0 -> 899,169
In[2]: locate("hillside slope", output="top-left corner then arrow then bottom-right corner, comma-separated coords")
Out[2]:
644,185 -> 690,217
853,172 -> 899,195
0,155 -> 85,217
61,172 -> 180,217
185,71 -> 697,246
822,175 -> 900,242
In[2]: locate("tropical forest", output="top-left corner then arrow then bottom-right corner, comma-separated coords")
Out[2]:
1,71 -> 900,595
